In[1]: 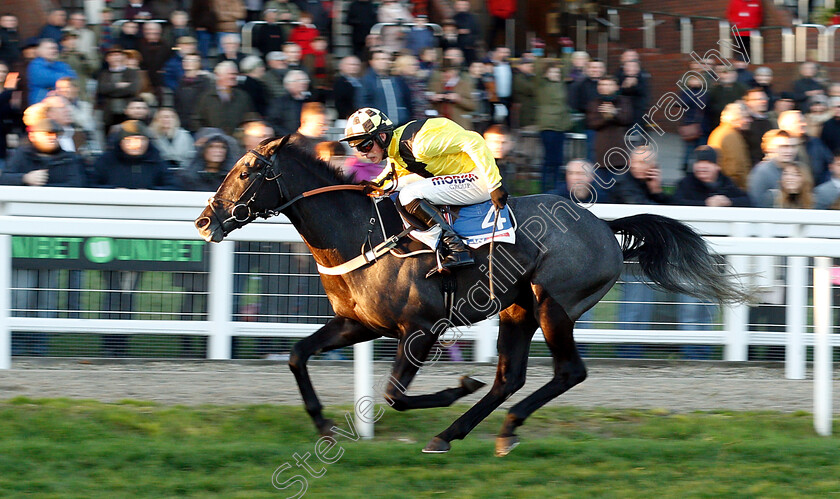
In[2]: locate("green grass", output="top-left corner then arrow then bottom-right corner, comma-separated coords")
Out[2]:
1,399 -> 838,498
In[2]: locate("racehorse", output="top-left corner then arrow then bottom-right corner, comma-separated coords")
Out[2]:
195,136 -> 748,456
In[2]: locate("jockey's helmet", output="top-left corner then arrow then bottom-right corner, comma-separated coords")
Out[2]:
341,108 -> 394,150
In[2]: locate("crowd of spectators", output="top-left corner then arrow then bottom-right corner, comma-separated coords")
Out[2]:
2,2 -> 839,358
1,4 -> 837,211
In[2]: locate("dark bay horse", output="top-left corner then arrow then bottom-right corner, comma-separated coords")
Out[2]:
195,136 -> 747,456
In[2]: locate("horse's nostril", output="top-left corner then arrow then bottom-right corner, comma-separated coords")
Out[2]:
196,217 -> 211,229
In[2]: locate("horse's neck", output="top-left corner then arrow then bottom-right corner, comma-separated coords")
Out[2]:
284,190 -> 372,267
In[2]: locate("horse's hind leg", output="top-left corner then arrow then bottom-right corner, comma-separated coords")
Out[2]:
422,300 -> 538,454
289,316 -> 380,436
496,291 -> 586,457
382,326 -> 487,412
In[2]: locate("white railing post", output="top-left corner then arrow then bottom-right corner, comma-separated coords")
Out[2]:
576,19 -> 587,51
643,14 -> 655,49
813,257 -> 833,436
782,28 -> 796,62
724,223 -> 749,361
207,240 -> 235,360
680,18 -> 693,54
354,341 -> 375,439
798,0 -> 809,22
785,256 -> 807,379
719,21 -> 732,59
474,317 -> 498,362
796,25 -> 808,61
608,9 -> 620,41
0,235 -> 11,370
750,29 -> 763,64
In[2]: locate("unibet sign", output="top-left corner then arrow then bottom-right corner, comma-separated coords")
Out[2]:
12,236 -> 207,271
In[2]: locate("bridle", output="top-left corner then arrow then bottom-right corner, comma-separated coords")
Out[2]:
207,148 -> 283,233
206,146 -> 366,236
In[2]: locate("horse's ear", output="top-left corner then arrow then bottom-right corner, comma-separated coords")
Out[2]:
259,135 -> 289,156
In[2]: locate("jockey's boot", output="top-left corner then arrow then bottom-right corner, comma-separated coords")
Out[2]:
405,199 -> 474,270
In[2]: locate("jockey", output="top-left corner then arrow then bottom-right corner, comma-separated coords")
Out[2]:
340,107 -> 509,271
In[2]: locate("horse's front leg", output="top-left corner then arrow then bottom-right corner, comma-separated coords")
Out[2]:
383,326 -> 485,412
289,316 -> 380,436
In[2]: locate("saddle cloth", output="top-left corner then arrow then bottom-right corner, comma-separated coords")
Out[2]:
389,196 -> 516,255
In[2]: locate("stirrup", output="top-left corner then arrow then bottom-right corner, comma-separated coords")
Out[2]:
425,249 -> 448,278
425,244 -> 473,278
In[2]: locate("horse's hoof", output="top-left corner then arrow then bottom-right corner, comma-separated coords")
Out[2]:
460,376 -> 487,394
495,435 -> 520,457
317,419 -> 336,438
421,437 -> 451,454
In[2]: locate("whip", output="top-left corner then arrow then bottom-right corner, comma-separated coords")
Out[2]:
489,206 -> 500,301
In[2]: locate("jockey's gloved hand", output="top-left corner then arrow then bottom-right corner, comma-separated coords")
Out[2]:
490,186 -> 509,210
359,180 -> 385,196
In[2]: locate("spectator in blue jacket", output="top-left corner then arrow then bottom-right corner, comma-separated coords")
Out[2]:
359,49 -> 413,126
162,36 -> 199,91
37,9 -> 67,45
27,39 -> 76,105
405,15 -> 436,57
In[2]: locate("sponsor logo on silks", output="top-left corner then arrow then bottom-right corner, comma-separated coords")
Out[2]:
431,173 -> 479,186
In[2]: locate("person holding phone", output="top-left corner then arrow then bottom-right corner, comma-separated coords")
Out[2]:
0,62 -> 23,168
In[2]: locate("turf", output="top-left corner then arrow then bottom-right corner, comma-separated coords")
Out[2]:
1,398 -> 838,498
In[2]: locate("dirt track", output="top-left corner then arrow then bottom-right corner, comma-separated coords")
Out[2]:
1,359 -> 839,414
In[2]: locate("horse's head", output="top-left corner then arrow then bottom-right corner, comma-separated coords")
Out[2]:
195,136 -> 288,242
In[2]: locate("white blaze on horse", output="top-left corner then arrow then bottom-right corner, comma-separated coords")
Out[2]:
195,136 -> 748,456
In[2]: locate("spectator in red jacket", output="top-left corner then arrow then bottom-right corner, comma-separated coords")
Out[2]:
727,0 -> 762,62
486,0 -> 516,48
289,12 -> 320,57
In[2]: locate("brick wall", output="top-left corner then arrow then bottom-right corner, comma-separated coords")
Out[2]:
7,0 -> 55,39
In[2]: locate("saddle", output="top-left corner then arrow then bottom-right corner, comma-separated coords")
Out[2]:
384,195 -> 517,259
314,196 -> 516,277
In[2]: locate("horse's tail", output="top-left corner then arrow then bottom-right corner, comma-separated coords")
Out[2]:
608,214 -> 750,304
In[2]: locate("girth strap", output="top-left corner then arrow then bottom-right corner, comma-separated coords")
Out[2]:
316,226 -> 414,276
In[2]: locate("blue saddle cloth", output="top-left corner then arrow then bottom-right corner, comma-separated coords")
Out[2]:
387,194 -> 516,250
450,201 -> 515,247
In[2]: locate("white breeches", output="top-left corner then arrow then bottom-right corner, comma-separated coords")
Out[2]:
397,172 -> 491,206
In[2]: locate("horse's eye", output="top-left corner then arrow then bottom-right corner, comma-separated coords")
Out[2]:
239,171 -> 249,179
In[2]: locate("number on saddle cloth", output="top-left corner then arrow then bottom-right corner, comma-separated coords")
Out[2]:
450,201 -> 516,249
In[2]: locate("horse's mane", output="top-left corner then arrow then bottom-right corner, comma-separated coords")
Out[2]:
261,136 -> 355,186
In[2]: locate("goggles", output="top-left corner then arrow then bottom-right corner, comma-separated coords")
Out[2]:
352,137 -> 376,153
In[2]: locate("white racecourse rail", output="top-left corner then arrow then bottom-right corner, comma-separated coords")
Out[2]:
0,187 -> 835,434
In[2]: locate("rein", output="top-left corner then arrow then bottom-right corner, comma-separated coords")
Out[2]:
272,184 -> 367,214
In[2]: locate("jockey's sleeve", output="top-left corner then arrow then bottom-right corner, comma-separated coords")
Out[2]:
413,121 -> 503,191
